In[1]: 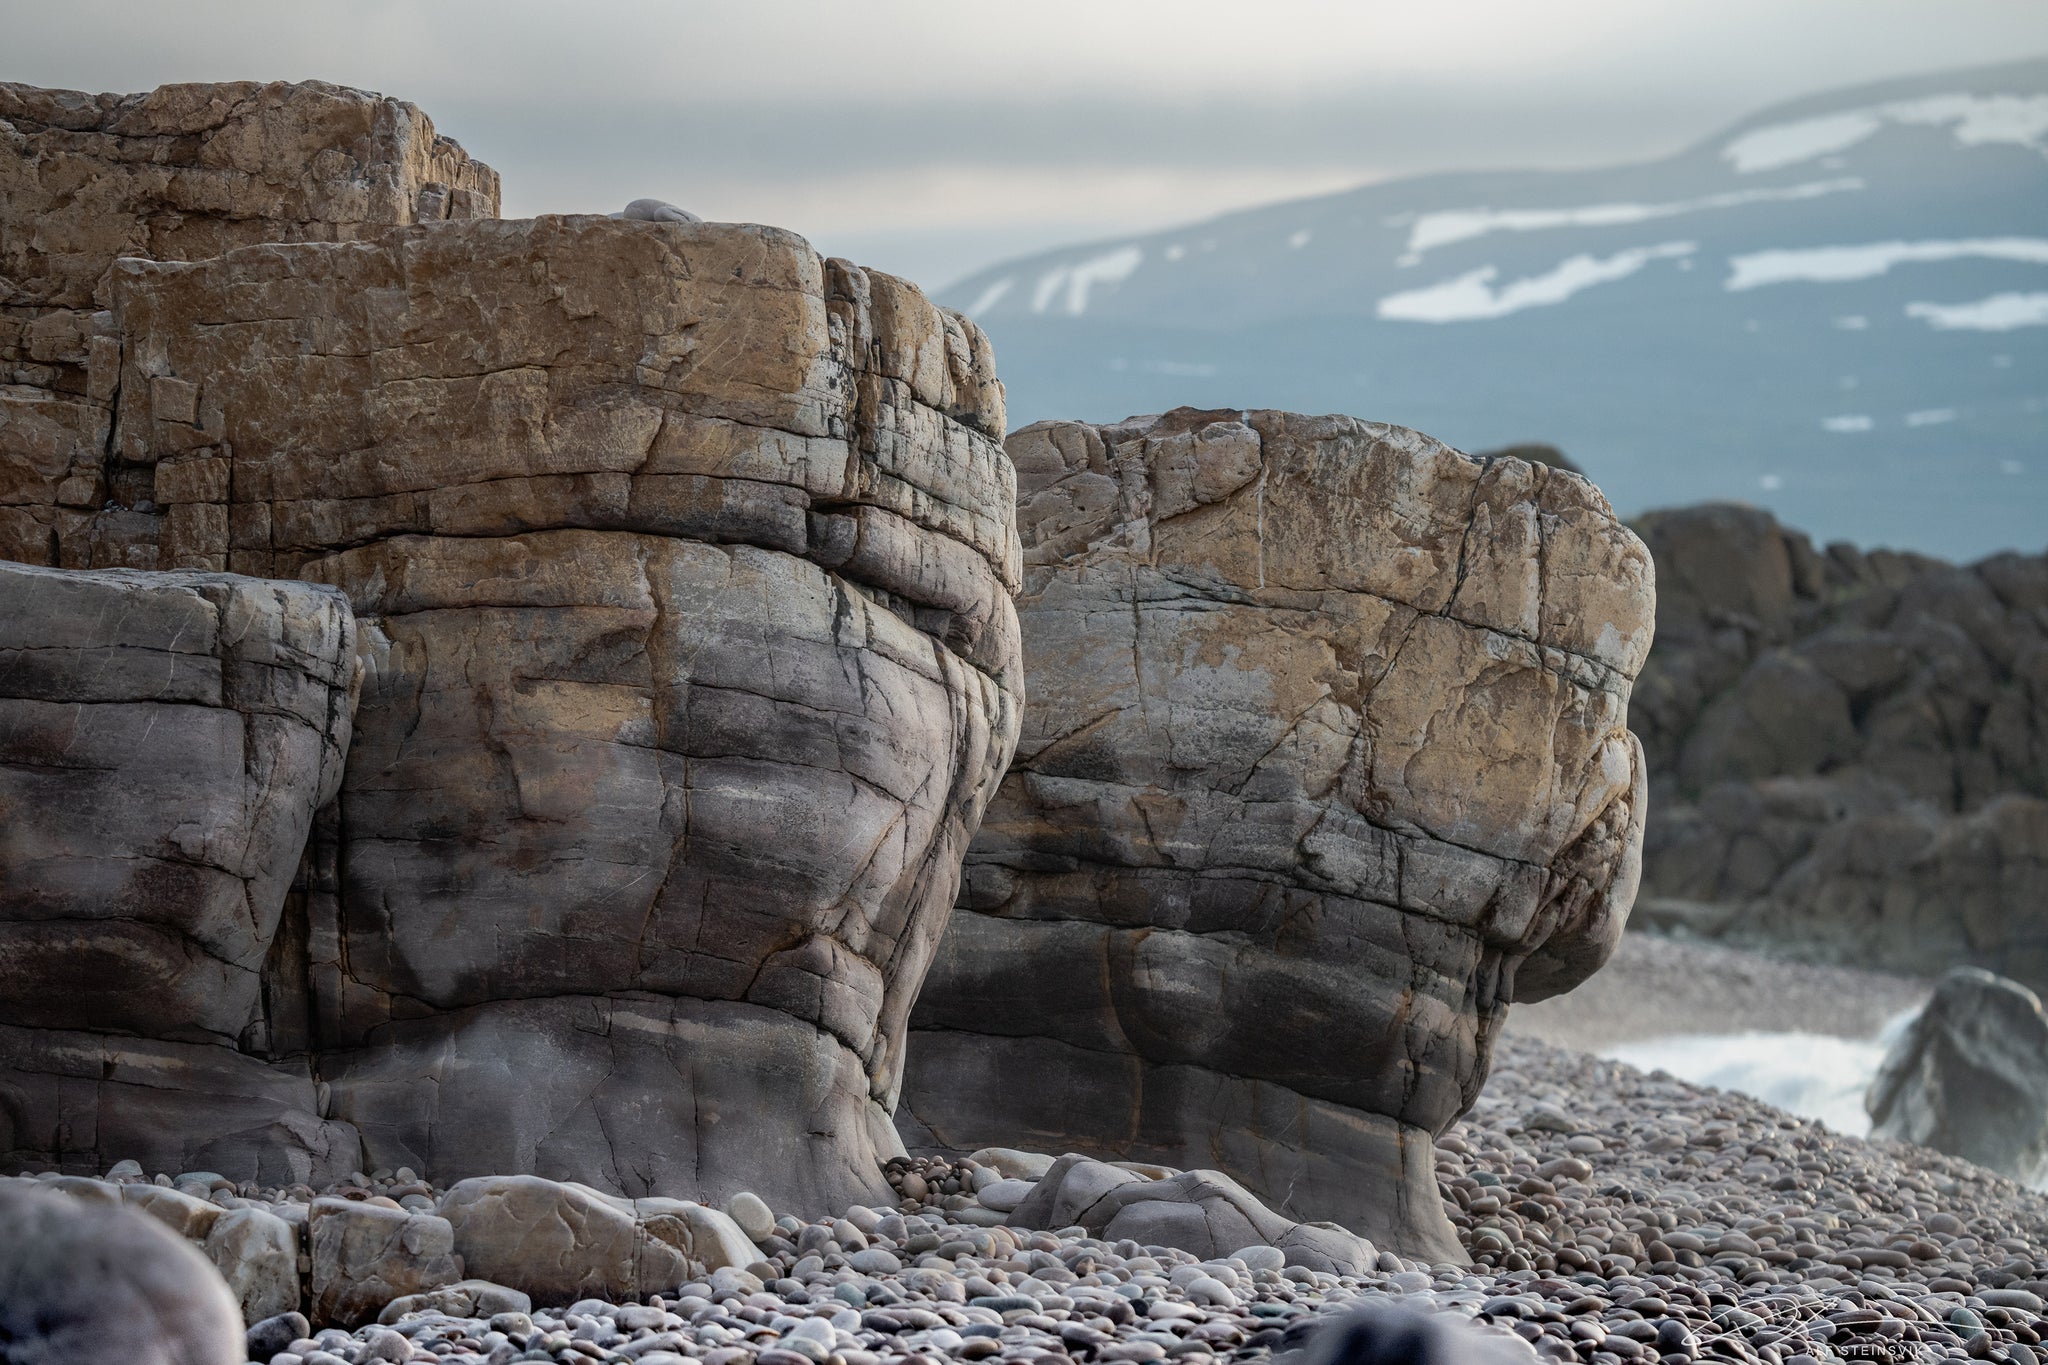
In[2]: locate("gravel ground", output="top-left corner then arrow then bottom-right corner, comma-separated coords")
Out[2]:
173,1029 -> 2048,1365
1507,931 -> 1932,1052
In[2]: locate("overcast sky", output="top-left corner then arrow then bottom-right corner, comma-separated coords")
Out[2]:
10,1 -> 2048,286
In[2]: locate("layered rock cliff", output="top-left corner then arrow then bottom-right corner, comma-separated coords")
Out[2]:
0,79 -> 1021,1216
898,409 -> 1655,1261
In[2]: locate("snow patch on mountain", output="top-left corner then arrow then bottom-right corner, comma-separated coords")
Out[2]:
1377,242 -> 1695,322
966,277 -> 1014,316
1028,245 -> 1144,316
1392,179 -> 1863,263
1726,237 -> 2048,289
1724,92 -> 2048,172
1906,291 -> 2048,330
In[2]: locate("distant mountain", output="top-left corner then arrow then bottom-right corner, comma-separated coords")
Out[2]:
946,58 -> 2048,560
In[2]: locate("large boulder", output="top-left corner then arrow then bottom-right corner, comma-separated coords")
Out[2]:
900,409 -> 1654,1261
1867,967 -> 2048,1184
307,1196 -> 461,1329
438,1174 -> 753,1306
1629,504 -> 2048,989
0,561 -> 362,1183
77,210 -> 1020,1212
0,1179 -> 246,1365
0,78 -> 497,572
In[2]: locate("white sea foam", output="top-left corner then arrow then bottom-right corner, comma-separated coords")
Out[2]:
1376,241 -> 1695,323
1724,93 -> 2048,172
1725,237 -> 2048,290
1823,414 -> 1875,433
1604,1014 -> 1916,1137
1906,408 -> 1958,427
1395,180 -> 1861,261
1287,229 -> 1313,250
1907,291 -> 2048,331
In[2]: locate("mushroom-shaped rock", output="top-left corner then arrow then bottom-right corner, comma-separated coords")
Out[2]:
900,409 -> 1654,1262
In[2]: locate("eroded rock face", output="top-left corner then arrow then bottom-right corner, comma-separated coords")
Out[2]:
87,214 -> 1020,1212
900,409 -> 1653,1261
0,78 -> 497,572
1630,504 -> 2048,989
0,561 -> 362,1183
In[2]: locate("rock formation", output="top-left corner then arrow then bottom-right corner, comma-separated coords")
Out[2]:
1003,1156 -> 1379,1274
1,78 -> 497,572
899,409 -> 1655,1262
1628,504 -> 2048,989
0,561 -> 361,1184
1866,967 -> 2048,1185
0,79 -> 1021,1218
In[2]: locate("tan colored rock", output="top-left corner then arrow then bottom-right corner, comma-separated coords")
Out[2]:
202,1206 -> 303,1325
0,80 -> 1019,1216
86,214 -> 1019,1213
0,78 -> 497,573
307,1196 -> 459,1329
902,409 -> 1654,1262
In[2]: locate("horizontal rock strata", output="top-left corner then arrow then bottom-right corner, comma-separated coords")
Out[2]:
39,211 -> 1021,1212
0,78 -> 498,572
0,560 -> 360,1184
0,79 -> 1021,1214
901,408 -> 1654,1262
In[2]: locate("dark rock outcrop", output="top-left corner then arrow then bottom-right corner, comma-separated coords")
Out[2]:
1630,503 -> 2048,988
899,409 -> 1654,1261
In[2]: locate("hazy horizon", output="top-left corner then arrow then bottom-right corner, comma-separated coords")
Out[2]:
7,1 -> 2048,287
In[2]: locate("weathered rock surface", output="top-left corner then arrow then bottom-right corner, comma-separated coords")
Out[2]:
439,1175 -> 754,1307
0,561 -> 362,1183
0,78 -> 497,572
307,1196 -> 460,1329
0,1179 -> 246,1365
1,79 -> 1020,1215
901,409 -> 1654,1262
1868,966 -> 2048,1185
1005,1155 -> 1380,1275
1629,504 -> 2048,988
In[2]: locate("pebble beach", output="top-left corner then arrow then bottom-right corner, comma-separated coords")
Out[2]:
38,1029 -> 2048,1365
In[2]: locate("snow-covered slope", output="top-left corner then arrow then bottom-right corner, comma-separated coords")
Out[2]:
946,59 -> 2048,559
